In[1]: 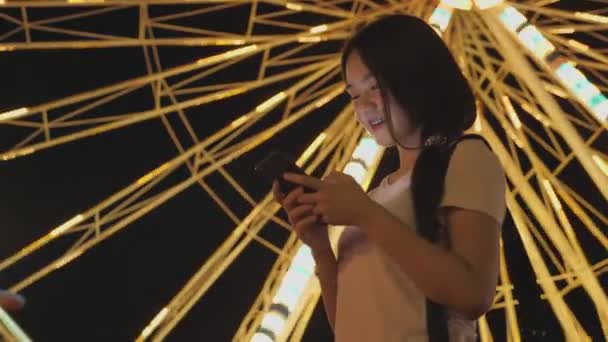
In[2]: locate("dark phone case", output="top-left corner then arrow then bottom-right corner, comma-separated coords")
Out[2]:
254,151 -> 312,194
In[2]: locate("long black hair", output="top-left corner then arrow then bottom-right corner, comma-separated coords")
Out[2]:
340,14 -> 477,341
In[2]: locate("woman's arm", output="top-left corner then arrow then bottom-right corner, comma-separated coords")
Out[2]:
357,202 -> 500,320
312,246 -> 338,331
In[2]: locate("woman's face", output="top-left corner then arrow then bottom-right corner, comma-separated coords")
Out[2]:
344,50 -> 419,147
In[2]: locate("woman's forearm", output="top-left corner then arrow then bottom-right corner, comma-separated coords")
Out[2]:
357,202 -> 489,319
312,247 -> 338,331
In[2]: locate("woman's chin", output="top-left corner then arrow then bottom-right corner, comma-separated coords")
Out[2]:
371,135 -> 395,147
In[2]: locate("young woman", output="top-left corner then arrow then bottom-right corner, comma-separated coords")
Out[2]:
272,15 -> 506,341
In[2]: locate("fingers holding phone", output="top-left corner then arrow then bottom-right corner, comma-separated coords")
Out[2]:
273,181 -> 300,217
280,185 -> 308,223
272,180 -> 286,204
272,181 -> 330,252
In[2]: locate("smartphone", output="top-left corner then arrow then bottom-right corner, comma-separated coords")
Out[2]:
254,150 -> 313,195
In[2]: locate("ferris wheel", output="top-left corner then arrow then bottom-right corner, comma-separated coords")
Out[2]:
0,0 -> 607,341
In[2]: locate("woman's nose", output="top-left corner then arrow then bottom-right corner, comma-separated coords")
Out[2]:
356,92 -> 378,111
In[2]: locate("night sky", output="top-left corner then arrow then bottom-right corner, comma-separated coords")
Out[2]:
1,2 -> 606,341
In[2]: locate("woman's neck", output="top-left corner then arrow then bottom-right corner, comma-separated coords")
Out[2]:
396,130 -> 423,173
385,146 -> 420,185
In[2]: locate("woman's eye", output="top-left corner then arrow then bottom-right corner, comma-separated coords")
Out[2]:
348,84 -> 377,100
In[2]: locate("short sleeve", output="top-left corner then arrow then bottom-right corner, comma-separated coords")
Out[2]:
439,139 -> 507,225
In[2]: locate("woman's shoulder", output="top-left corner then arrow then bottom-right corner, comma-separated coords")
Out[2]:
451,134 -> 490,152
449,136 -> 501,171
440,135 -> 507,224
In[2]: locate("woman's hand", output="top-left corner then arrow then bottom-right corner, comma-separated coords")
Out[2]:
284,171 -> 376,227
272,181 -> 332,253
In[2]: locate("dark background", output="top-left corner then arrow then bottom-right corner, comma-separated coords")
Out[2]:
1,2 -> 606,341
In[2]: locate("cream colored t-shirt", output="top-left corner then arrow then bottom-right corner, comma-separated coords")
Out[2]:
335,139 -> 507,342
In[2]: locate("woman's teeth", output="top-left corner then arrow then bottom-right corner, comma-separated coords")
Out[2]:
370,118 -> 385,126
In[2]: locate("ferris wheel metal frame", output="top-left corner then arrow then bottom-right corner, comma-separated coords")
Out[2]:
0,0 -> 607,341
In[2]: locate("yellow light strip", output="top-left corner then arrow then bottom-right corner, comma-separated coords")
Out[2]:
50,214 -> 85,237
314,86 -> 344,108
286,2 -> 303,11
309,24 -> 328,34
54,250 -> 84,269
543,83 -> 569,99
212,39 -> 246,46
520,103 -> 551,127
1,148 -> 36,161
547,27 -> 575,35
592,155 -> 608,176
196,45 -> 259,65
473,102 -> 483,132
0,107 -> 29,122
256,92 -> 287,113
474,113 -> 483,132
502,96 -> 522,129
542,179 -> 562,211
136,162 -> 171,186
230,114 -> 251,129
510,131 -> 524,149
137,307 -> 169,341
568,39 -> 590,52
541,179 -> 586,274
226,45 -> 258,58
299,133 -> 326,164
574,12 -> 608,24
298,36 -> 323,43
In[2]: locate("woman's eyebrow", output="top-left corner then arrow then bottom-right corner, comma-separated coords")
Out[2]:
346,73 -> 374,90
